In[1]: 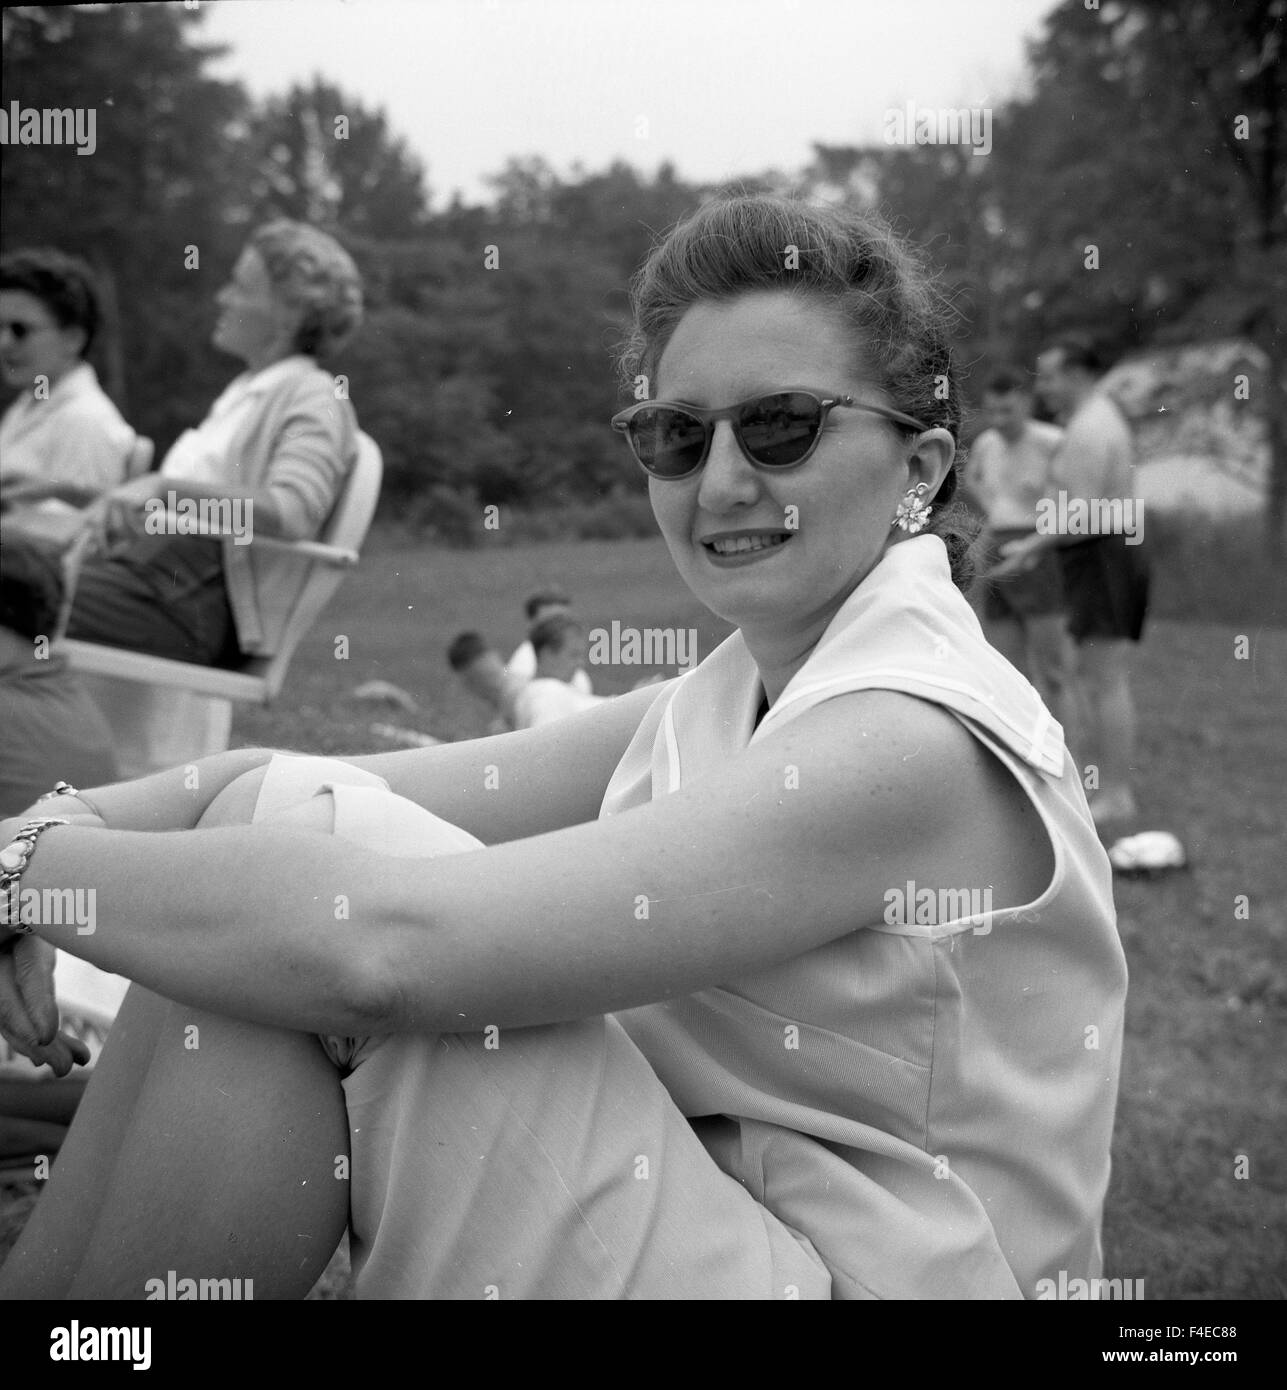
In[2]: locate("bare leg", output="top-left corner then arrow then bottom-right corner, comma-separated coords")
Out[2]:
1079,636 -> 1139,821
1025,613 -> 1084,754
0,772 -> 350,1300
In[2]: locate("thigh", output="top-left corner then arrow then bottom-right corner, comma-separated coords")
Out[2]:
341,1014 -> 831,1300
64,999 -> 349,1298
246,756 -> 831,1300
66,538 -> 234,664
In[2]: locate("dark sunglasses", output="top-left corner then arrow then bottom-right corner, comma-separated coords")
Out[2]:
0,321 -> 54,341
611,390 -> 929,479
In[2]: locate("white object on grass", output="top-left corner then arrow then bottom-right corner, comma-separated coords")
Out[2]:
1108,831 -> 1187,874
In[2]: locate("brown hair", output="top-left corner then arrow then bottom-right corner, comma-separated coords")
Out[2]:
617,194 -> 979,589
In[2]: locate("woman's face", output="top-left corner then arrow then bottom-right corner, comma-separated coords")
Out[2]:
650,290 -> 941,646
0,289 -> 85,390
211,246 -> 301,369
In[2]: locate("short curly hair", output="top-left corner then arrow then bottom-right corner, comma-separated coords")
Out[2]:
0,248 -> 102,357
617,194 -> 979,590
248,221 -> 364,358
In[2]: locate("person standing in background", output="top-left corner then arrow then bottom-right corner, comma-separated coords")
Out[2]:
994,338 -> 1149,826
968,367 -> 1080,747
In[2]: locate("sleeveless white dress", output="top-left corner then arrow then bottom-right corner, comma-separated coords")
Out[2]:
250,534 -> 1126,1299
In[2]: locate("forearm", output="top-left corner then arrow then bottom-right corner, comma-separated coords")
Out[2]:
22,824 -> 383,1035
341,681 -> 664,844
14,748 -> 277,832
149,479 -> 289,537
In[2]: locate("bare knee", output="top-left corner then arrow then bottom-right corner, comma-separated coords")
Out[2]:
199,765 -> 272,829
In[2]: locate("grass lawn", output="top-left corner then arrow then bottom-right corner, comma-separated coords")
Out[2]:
3,525 -> 1284,1299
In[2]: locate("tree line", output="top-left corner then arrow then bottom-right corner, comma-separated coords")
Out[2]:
2,1 -> 1281,550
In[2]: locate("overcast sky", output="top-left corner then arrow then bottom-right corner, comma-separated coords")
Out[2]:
201,0 -> 1058,208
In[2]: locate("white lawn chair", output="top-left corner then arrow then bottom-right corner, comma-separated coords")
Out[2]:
56,432 -> 383,776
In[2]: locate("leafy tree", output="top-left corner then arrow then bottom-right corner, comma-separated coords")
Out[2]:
1004,0 -> 1285,551
246,76 -> 430,238
1,3 -> 254,445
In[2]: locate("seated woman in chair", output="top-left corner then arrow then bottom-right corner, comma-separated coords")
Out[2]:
0,195 -> 1125,1301
0,249 -> 139,542
4,221 -> 364,668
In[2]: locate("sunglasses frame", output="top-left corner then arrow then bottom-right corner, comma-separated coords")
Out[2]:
611,390 -> 931,479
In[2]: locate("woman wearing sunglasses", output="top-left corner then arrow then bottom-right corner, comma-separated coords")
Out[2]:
0,195 -> 1126,1301
0,249 -> 138,527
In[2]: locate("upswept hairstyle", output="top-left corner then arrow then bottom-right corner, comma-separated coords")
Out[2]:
0,248 -> 102,357
617,195 -> 979,590
248,220 -> 364,358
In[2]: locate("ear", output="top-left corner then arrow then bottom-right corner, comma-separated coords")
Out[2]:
58,323 -> 89,361
904,428 -> 956,501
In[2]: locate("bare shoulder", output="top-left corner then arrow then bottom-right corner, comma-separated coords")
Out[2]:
751,689 -> 1054,908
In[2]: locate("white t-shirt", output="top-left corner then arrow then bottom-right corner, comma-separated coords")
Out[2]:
0,362 -> 136,510
507,640 -> 593,694
968,420 -> 1063,531
1052,393 -> 1135,507
512,677 -> 604,729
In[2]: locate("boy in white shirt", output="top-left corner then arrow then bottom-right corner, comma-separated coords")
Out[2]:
507,590 -> 593,695
512,614 -> 605,729
968,366 -> 1078,741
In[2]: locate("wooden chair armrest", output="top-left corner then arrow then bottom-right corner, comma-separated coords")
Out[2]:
246,536 -> 360,566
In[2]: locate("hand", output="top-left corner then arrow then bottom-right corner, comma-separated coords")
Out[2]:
96,475 -> 161,550
988,534 -> 1045,579
0,934 -> 90,1077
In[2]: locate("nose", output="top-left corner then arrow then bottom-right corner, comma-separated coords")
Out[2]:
695,419 -> 761,512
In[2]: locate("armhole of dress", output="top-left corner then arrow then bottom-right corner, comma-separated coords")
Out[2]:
942,711 -> 1066,929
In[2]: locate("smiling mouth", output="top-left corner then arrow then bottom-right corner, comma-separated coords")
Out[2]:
703,533 -> 792,556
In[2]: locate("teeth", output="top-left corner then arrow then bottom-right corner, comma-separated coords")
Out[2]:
710,534 -> 787,555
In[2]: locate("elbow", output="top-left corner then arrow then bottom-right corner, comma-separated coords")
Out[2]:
332,944 -> 400,1038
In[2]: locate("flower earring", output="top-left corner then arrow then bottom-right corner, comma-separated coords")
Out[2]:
892,482 -> 933,534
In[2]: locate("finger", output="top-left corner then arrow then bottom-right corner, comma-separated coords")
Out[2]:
13,935 -> 59,1043
18,1032 -> 89,1079
0,951 -> 44,1055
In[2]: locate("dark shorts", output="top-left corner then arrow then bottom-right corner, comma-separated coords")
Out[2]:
1058,534 -> 1150,643
982,528 -> 1067,621
65,533 -> 242,667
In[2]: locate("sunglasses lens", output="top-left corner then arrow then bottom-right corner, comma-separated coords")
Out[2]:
628,406 -> 708,477
737,392 -> 824,466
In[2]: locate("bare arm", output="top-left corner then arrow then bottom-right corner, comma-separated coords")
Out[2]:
4,747 -> 279,834
10,678 -> 665,843
337,679 -> 668,842
18,691 -> 1044,1036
